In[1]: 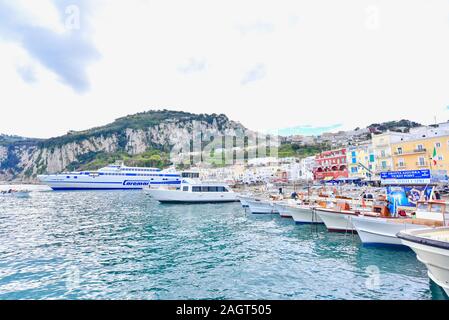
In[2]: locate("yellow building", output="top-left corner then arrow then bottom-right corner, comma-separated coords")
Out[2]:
371,131 -> 410,176
346,142 -> 376,179
391,135 -> 449,172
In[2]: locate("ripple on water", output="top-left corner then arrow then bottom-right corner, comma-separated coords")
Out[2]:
0,190 -> 447,299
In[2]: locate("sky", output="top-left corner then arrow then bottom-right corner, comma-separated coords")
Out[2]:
1,0 -> 449,139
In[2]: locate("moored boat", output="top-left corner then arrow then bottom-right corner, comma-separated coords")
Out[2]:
237,195 -> 253,208
288,203 -> 323,224
246,199 -> 277,214
146,179 -> 238,203
272,200 -> 298,218
397,227 -> 449,296
316,207 -> 358,233
351,201 -> 446,246
38,161 -> 190,190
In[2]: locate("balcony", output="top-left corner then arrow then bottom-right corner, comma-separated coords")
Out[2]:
394,148 -> 427,156
416,161 -> 429,167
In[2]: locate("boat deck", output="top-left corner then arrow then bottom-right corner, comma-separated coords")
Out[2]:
389,218 -> 444,227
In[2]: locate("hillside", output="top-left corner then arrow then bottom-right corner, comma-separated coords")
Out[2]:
0,110 -> 248,181
367,119 -> 422,133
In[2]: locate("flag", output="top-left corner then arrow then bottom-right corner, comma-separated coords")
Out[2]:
432,147 -> 437,166
361,197 -> 366,208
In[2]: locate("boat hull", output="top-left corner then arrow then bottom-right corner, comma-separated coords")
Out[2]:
316,209 -> 356,232
289,206 -> 322,224
399,230 -> 449,296
351,216 -> 429,246
272,202 -> 294,218
38,173 -> 181,190
246,199 -> 276,214
147,189 -> 238,203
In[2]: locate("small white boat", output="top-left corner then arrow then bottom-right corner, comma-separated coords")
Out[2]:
272,200 -> 298,218
288,204 -> 322,224
398,227 -> 449,296
146,179 -> 238,203
351,201 -> 446,246
316,207 -> 358,233
246,199 -> 277,214
237,195 -> 253,208
0,190 -> 31,198
316,200 -> 381,233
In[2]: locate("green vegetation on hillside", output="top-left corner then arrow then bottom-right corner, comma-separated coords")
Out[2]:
368,119 -> 421,133
278,143 -> 329,158
0,134 -> 40,147
39,110 -> 233,149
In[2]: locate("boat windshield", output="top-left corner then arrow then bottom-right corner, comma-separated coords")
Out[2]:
430,203 -> 445,213
417,203 -> 429,211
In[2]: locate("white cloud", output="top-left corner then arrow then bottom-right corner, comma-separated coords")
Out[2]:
1,0 -> 449,138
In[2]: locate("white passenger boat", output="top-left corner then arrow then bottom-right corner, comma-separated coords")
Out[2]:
37,162 -> 192,190
351,201 -> 446,246
398,227 -> 449,296
146,179 -> 238,203
246,199 -> 277,214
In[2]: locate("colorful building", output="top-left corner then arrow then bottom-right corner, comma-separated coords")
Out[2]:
371,131 -> 410,176
391,135 -> 449,173
313,148 -> 348,180
346,142 -> 376,180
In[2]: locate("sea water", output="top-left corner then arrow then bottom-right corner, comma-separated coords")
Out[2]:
0,187 -> 447,300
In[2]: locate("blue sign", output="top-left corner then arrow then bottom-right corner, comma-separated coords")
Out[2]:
381,169 -> 431,185
386,185 -> 434,214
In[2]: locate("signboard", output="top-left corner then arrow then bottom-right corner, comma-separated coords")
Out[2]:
386,185 -> 434,214
381,169 -> 431,185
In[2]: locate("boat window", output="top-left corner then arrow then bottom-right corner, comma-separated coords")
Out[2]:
201,186 -> 209,192
181,172 -> 200,178
208,187 -> 219,192
192,187 -> 201,192
182,186 -> 189,192
431,203 -> 444,213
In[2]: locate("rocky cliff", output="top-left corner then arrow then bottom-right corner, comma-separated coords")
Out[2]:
0,110 -> 249,182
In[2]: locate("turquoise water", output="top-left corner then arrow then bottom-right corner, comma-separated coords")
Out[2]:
0,189 -> 447,300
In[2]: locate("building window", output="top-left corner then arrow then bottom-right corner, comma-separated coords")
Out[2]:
397,147 -> 403,154
381,150 -> 386,157
398,158 -> 405,167
418,157 -> 426,166
438,155 -> 444,161
351,151 -> 356,157
435,142 -> 441,148
351,167 -> 358,173
369,154 -> 375,162
352,157 -> 357,164
381,161 -> 387,169
417,144 -> 424,151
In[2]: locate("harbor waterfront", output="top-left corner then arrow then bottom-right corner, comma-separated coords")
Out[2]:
0,186 -> 447,300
